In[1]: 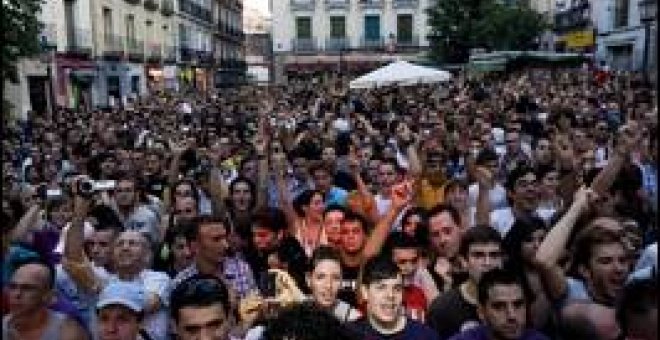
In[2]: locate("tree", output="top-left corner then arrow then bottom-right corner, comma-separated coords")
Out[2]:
427,0 -> 547,64
1,0 -> 44,83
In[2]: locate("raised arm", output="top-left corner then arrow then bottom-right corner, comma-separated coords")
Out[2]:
8,203 -> 43,244
474,166 -> 493,227
590,121 -> 638,197
362,181 -> 410,261
535,186 -> 592,266
273,152 -> 298,236
255,136 -> 270,210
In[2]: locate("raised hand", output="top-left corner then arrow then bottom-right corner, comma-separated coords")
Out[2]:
391,180 -> 412,210
474,166 -> 494,190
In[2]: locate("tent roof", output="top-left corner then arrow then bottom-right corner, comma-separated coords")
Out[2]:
349,60 -> 452,89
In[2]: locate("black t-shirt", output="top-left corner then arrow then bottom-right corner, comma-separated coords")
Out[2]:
144,175 -> 167,199
427,288 -> 479,340
338,262 -> 361,307
347,318 -> 440,340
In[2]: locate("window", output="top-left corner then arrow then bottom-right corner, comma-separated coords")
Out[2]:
397,14 -> 413,42
614,0 -> 629,28
364,15 -> 380,40
330,16 -> 346,38
103,8 -> 112,41
126,15 -> 135,41
296,17 -> 312,39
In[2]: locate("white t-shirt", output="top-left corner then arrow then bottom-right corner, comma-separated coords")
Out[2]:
468,183 -> 509,211
489,207 -> 516,236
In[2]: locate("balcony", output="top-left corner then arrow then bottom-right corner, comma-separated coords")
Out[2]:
325,0 -> 349,10
144,0 -> 159,11
198,51 -> 214,65
220,58 -> 247,70
360,36 -> 384,49
147,43 -> 162,62
65,28 -> 93,57
395,35 -> 419,48
164,45 -> 177,63
392,0 -> 418,9
180,45 -> 195,62
179,0 -> 212,22
103,34 -> 125,60
161,0 -> 174,15
125,0 -> 141,5
292,37 -> 317,53
127,38 -> 144,62
290,0 -> 315,11
359,0 -> 383,9
326,37 -> 349,51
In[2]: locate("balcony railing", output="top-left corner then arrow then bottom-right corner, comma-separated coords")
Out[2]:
392,0 -> 418,9
127,38 -> 144,61
359,0 -> 383,9
161,0 -> 174,15
361,36 -> 384,49
220,58 -> 247,70
147,43 -> 162,62
198,51 -> 214,65
395,35 -> 419,48
144,0 -> 159,11
292,37 -> 317,52
65,28 -> 93,57
179,0 -> 212,22
326,37 -> 349,51
325,0 -> 349,10
103,34 -> 125,60
290,0 -> 315,11
164,45 -> 177,63
180,45 -> 195,62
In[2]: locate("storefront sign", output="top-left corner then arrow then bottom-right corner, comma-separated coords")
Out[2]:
558,30 -> 594,48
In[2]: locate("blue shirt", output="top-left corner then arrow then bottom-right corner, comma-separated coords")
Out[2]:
326,186 -> 348,207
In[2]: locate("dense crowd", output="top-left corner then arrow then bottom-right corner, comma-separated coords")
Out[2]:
1,67 -> 657,340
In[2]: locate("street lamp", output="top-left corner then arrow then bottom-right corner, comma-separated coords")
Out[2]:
639,0 -> 656,83
39,32 -> 56,120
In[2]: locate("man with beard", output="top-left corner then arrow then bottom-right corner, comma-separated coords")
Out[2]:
448,268 -> 549,340
243,207 -> 307,291
174,215 -> 257,299
113,175 -> 161,244
428,226 -> 505,339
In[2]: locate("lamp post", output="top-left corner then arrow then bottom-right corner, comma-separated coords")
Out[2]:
639,0 -> 657,84
39,35 -> 56,121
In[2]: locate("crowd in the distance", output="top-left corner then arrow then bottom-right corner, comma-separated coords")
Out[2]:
1,66 -> 657,340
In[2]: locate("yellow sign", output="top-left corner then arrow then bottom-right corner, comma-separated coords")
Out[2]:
558,30 -> 594,48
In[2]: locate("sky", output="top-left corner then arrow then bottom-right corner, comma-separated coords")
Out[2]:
244,0 -> 270,15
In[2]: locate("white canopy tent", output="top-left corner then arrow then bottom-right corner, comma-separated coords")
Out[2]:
349,60 -> 452,89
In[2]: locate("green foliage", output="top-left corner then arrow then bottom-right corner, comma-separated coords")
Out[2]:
1,0 -> 44,83
427,0 -> 548,64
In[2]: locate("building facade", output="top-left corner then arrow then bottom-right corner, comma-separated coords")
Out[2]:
592,0 -> 656,76
4,0 -> 245,120
553,0 -> 596,53
269,0 -> 432,83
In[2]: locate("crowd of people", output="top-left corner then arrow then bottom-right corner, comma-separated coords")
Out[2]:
1,66 -> 657,340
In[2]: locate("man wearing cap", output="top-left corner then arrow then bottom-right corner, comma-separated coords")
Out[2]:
96,281 -> 151,340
